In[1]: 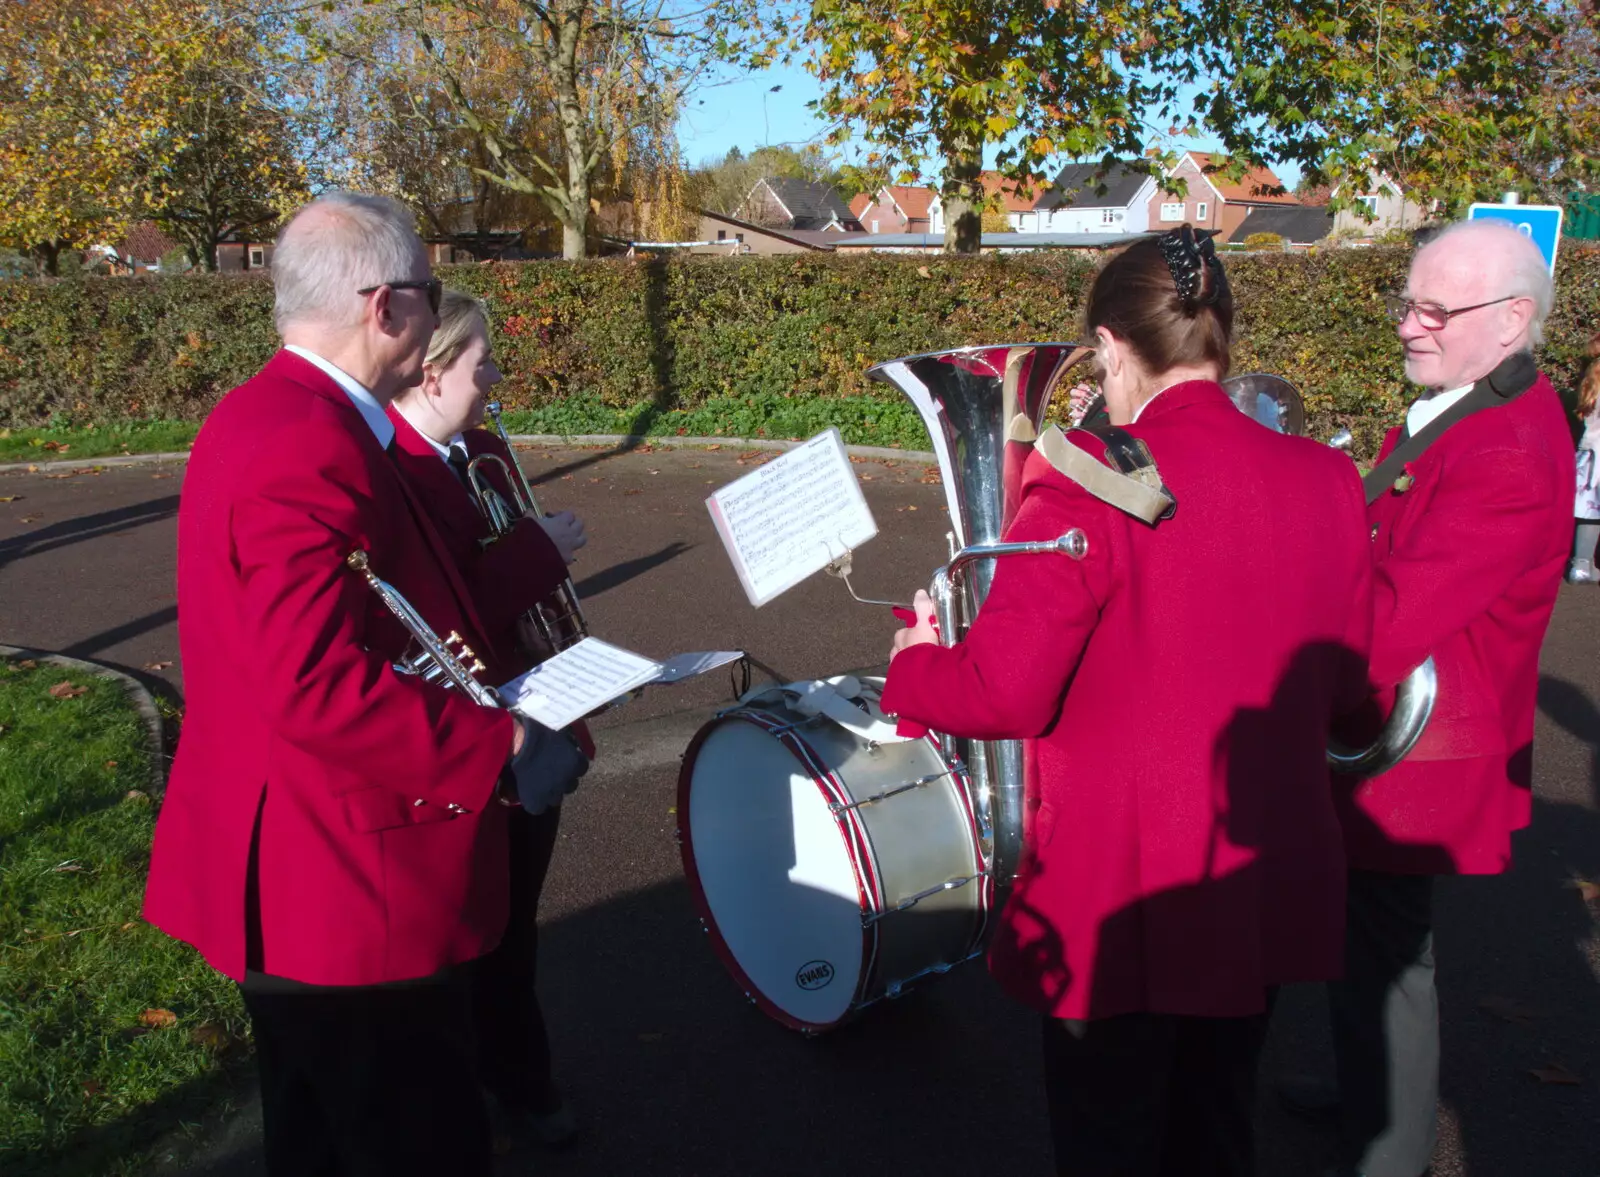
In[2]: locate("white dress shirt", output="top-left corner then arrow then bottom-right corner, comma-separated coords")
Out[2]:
1405,383 -> 1472,438
284,345 -> 395,450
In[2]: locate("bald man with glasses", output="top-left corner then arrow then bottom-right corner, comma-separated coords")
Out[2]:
1281,220 -> 1573,1177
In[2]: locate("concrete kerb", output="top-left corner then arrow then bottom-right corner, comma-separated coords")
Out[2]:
0,643 -> 166,776
0,438 -> 938,475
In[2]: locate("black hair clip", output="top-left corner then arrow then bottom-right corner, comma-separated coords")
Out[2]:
1158,225 -> 1229,309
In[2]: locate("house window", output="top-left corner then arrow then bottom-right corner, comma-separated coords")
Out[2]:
735,233 -> 744,243
1101,208 -> 1116,225
717,229 -> 726,240
1160,202 -> 1185,222
1358,195 -> 1379,215
1195,202 -> 1208,222
871,218 -> 879,233
248,246 -> 266,268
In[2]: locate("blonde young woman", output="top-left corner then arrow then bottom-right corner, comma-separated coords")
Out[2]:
386,290 -> 589,1150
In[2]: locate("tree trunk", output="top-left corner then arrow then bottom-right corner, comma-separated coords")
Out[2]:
34,241 -> 62,276
942,135 -> 984,255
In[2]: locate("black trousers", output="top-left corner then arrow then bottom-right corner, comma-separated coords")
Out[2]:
241,970 -> 490,1177
1327,869 -> 1438,1177
470,803 -> 563,1113
1041,995 -> 1276,1177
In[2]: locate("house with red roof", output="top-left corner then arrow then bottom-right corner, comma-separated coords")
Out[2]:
854,184 -> 937,234
1151,152 -> 1299,238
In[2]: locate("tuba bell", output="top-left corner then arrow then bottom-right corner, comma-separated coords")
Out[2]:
867,343 -> 1097,889
465,401 -> 590,653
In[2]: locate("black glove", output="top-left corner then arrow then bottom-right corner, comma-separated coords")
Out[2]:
505,715 -> 589,815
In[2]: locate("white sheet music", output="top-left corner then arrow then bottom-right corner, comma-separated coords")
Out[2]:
655,649 -> 745,683
705,429 -> 878,607
499,638 -> 662,730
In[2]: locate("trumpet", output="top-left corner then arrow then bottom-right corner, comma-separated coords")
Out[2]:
465,401 -> 589,653
346,550 -> 503,710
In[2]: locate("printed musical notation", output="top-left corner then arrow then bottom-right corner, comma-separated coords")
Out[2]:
498,640 -> 746,729
705,429 -> 879,607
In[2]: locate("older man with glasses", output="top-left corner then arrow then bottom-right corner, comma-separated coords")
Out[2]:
144,193 -> 582,1176
1281,219 -> 1573,1177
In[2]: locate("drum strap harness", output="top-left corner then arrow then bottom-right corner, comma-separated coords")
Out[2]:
735,676 -> 913,744
1030,422 -> 1177,525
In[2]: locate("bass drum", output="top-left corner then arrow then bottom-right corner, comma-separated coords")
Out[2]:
678,678 -> 990,1033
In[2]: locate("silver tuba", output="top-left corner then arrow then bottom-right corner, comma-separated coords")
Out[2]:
867,343 -> 1097,889
1219,373 -> 1437,778
465,402 -> 589,653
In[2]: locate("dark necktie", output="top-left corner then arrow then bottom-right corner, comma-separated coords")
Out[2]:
446,444 -> 471,487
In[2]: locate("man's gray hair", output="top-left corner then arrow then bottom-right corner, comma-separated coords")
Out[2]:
272,193 -> 427,334
1423,218 -> 1554,346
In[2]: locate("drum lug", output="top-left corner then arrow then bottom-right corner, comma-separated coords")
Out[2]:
828,768 -> 955,814
862,872 -> 986,927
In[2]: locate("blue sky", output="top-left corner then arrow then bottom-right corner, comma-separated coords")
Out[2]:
676,62 -> 1304,190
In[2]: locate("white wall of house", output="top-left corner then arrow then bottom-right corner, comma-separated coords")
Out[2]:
1014,177 -> 1153,234
927,198 -> 1028,234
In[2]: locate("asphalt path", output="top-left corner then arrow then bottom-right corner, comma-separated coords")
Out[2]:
2,445 -> 1596,1177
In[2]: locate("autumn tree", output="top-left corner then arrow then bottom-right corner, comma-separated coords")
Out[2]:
145,48 -> 309,271
0,0 -> 214,273
799,0 -> 1598,254
319,0 -> 743,259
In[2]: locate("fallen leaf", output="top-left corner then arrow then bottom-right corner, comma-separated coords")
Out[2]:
1529,1061 -> 1582,1085
56,444 -> 70,454
143,660 -> 173,671
26,464 -> 37,472
151,472 -> 172,479
120,922 -> 136,930
1478,996 -> 1545,1025
18,659 -> 37,669
123,789 -> 151,805
190,1021 -> 235,1051
623,489 -> 643,496
916,265 -> 932,278
907,504 -> 918,511
48,681 -> 89,699
82,1080 -> 104,1097
19,515 -> 39,523
52,860 -> 85,873
0,495 -> 20,502
860,474 -> 876,482
138,1008 -> 177,1029
706,444 -> 722,451
104,760 -> 118,769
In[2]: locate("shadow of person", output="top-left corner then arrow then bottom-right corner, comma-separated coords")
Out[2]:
1003,641 -> 1368,1177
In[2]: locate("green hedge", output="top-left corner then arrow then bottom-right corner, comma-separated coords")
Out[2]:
2,247 -> 1597,458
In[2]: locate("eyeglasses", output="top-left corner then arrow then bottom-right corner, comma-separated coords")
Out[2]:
1383,293 -> 1517,331
357,277 -> 442,314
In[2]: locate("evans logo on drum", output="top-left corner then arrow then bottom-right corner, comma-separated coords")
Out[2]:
795,960 -> 835,991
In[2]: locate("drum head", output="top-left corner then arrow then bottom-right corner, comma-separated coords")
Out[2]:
680,718 -> 867,1030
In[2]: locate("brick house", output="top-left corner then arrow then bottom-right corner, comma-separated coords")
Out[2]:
733,177 -> 861,231
854,185 -> 936,234
1150,152 -> 1299,237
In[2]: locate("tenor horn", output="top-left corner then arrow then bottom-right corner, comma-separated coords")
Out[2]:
867,343 -> 1096,889
465,402 -> 590,653
1219,373 -> 1437,777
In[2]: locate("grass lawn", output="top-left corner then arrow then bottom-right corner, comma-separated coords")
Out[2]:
0,423 -> 200,464
0,393 -> 940,463
0,656 -> 246,1176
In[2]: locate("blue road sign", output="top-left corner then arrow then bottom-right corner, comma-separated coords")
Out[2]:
1468,203 -> 1565,274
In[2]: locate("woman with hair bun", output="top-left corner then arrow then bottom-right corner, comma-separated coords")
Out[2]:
882,227 -> 1374,1175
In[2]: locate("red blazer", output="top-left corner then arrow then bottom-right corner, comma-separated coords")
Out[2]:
144,351 -> 517,986
1335,373 -> 1573,875
881,381 -> 1373,1020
